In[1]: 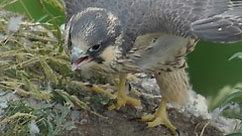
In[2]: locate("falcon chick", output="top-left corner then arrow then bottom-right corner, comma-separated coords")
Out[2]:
64,0 -> 242,134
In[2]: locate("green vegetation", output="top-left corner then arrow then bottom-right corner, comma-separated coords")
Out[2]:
0,0 -> 64,25
1,100 -> 71,136
0,1 -> 108,135
208,53 -> 242,136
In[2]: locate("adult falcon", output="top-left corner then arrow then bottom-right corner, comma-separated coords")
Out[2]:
64,0 -> 242,134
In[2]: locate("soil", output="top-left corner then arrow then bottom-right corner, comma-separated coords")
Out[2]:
60,94 -> 223,136
58,75 -> 224,136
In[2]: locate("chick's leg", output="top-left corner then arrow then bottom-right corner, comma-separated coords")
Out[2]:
109,74 -> 141,110
141,68 -> 189,134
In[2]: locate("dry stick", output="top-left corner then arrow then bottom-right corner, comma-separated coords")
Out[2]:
200,121 -> 210,136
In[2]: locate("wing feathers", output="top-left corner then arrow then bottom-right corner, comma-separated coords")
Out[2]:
190,1 -> 242,43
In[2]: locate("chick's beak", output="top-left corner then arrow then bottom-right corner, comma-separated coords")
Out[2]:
71,48 -> 93,71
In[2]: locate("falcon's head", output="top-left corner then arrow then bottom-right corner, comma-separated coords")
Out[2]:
65,7 -> 123,71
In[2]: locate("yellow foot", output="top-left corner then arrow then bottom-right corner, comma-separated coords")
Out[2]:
108,74 -> 141,110
89,84 -> 116,99
141,113 -> 176,132
141,100 -> 177,135
108,93 -> 141,110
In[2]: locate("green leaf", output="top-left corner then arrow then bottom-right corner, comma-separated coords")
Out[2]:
229,52 -> 242,61
221,91 -> 242,107
209,84 -> 242,111
226,132 -> 242,136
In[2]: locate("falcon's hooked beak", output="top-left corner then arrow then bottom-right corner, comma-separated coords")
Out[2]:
71,47 -> 93,71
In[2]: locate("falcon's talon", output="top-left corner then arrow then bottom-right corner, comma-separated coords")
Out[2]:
108,74 -> 141,110
116,94 -> 141,109
141,99 -> 177,135
141,114 -> 155,122
89,85 -> 116,99
108,95 -> 141,110
108,91 -> 141,110
176,129 -> 181,136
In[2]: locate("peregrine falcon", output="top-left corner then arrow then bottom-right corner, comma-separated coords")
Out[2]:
64,0 -> 242,134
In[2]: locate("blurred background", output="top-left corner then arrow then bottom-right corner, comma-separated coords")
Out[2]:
0,0 -> 241,98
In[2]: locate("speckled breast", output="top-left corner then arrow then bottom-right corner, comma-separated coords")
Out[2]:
114,33 -> 197,73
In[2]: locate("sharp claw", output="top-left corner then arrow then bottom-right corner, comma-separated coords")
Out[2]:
128,83 -> 132,91
176,129 -> 180,136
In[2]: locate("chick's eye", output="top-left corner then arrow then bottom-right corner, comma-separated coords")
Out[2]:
89,44 -> 101,52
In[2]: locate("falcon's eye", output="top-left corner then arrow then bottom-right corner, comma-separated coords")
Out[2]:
89,44 -> 101,52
